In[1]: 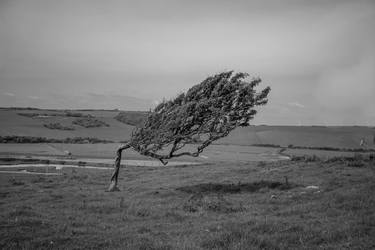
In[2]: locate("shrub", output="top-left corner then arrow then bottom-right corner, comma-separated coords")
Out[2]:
0,136 -> 113,143
291,155 -> 321,162
256,143 -> 375,153
72,118 -> 109,128
17,113 -> 39,118
43,123 -> 75,130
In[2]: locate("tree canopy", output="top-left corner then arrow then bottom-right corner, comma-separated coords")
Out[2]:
109,71 -> 271,191
129,71 -> 271,164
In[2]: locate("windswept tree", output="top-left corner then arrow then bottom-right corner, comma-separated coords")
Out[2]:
108,71 -> 271,191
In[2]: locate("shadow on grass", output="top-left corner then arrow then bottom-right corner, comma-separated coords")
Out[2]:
182,193 -> 245,213
9,178 -> 25,186
177,180 -> 297,194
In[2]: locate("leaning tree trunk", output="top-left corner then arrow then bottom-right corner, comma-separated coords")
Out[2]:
108,143 -> 131,192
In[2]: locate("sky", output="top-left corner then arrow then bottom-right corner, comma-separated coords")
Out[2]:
0,0 -> 374,125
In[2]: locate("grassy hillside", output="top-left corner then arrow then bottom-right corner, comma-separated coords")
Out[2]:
0,108 -> 374,148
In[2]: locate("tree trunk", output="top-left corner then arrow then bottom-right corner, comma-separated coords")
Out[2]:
107,143 -> 131,192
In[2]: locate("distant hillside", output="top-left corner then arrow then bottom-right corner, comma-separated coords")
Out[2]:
217,125 -> 375,149
0,108 -> 374,148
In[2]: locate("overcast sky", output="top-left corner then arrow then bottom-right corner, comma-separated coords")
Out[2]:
0,0 -> 374,125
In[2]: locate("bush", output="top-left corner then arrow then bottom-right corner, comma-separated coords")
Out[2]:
17,113 -> 39,118
72,118 -> 109,128
291,155 -> 321,162
43,123 -> 75,130
254,143 -> 375,153
0,136 -> 113,144
0,136 -> 60,143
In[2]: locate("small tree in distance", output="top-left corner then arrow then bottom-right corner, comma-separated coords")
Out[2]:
108,71 -> 271,191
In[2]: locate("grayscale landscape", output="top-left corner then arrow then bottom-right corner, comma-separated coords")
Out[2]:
1,1 -> 374,249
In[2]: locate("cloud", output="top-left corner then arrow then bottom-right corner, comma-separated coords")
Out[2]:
28,95 -> 40,99
316,56 -> 374,108
85,93 -> 153,110
0,0 -> 374,125
314,55 -> 375,124
288,102 -> 305,108
3,92 -> 15,96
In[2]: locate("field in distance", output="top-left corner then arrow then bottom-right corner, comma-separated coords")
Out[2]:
1,107 -> 374,149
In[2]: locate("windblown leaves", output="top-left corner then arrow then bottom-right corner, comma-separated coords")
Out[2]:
129,71 -> 270,162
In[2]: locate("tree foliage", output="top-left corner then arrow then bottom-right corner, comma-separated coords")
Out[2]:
129,71 -> 271,163
109,71 -> 270,191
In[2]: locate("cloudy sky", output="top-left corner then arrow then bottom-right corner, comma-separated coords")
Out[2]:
0,0 -> 374,125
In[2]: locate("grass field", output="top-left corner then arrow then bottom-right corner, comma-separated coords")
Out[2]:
1,156 -> 374,249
